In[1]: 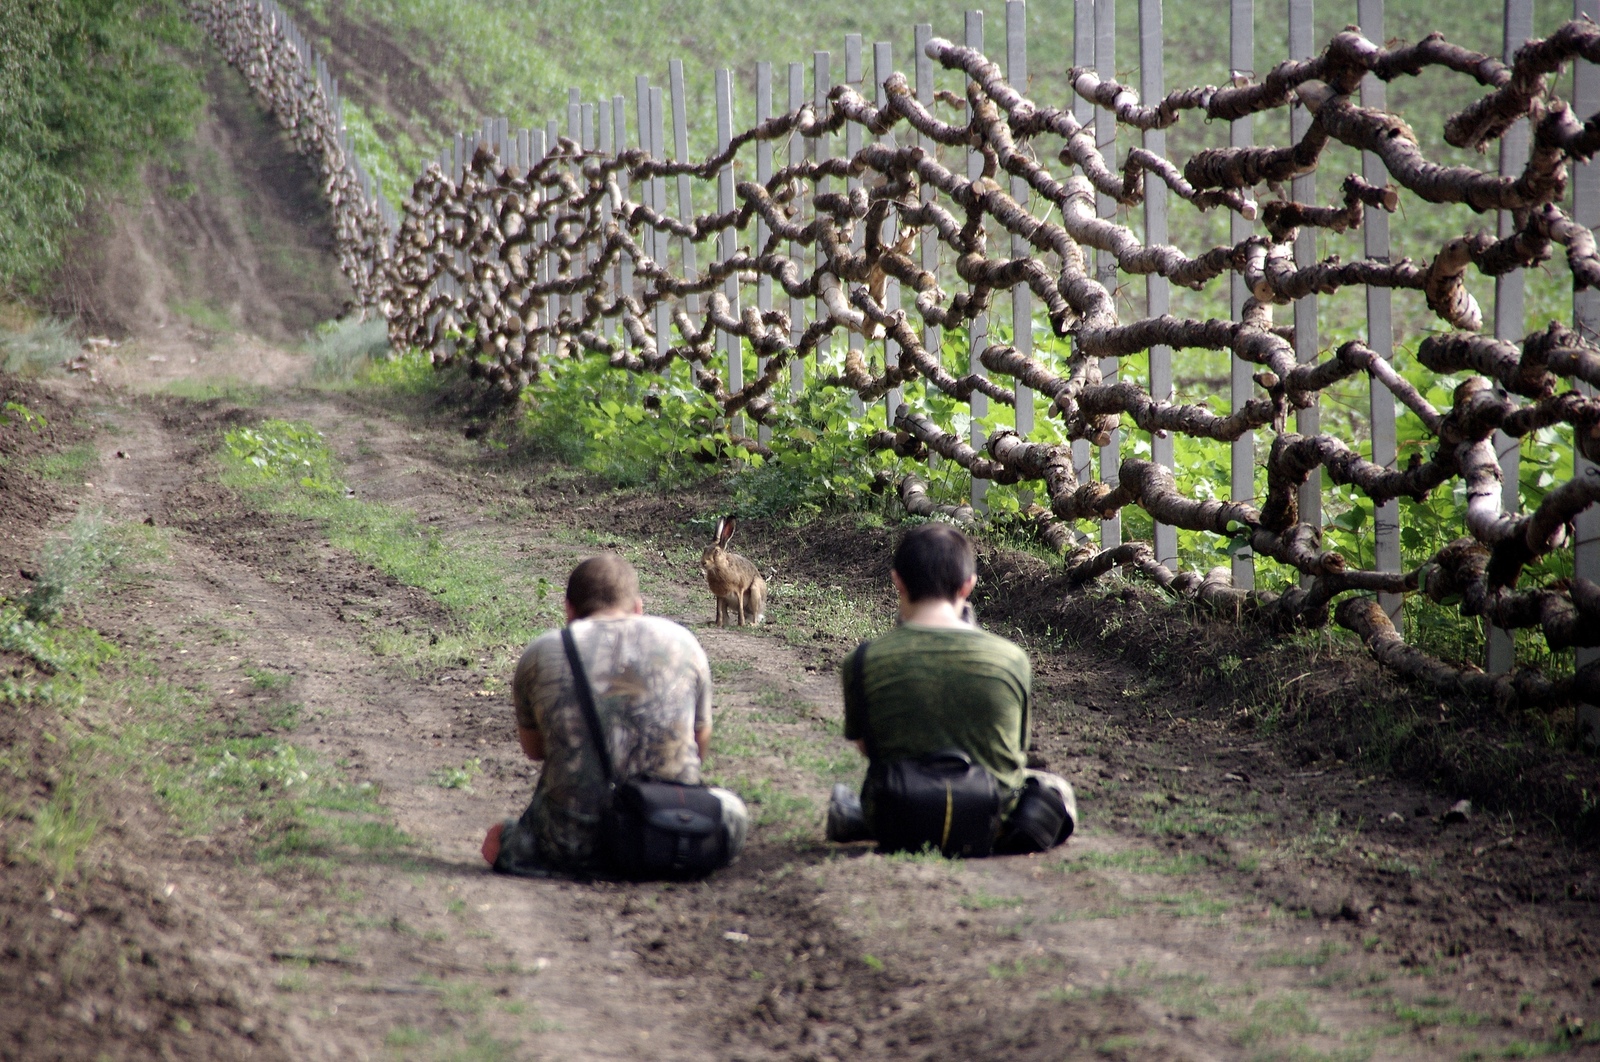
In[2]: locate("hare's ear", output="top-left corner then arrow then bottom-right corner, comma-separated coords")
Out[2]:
721,516 -> 737,544
713,516 -> 727,543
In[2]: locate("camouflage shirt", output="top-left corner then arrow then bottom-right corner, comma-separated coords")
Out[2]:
511,616 -> 712,868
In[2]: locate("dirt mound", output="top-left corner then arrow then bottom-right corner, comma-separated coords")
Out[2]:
48,52 -> 348,347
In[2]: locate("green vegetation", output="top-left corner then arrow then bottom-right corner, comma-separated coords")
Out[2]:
0,0 -> 202,291
306,315 -> 393,382
219,418 -> 564,671
159,378 -> 268,405
20,509 -> 154,623
958,890 -> 1025,911
28,442 -> 99,487
1258,941 -> 1350,970
0,399 -> 47,431
1,510 -> 409,882
150,735 -> 408,872
1057,846 -> 1208,877
430,758 -> 482,791
360,346 -> 437,395
1138,791 -> 1268,839
1,319 -> 78,375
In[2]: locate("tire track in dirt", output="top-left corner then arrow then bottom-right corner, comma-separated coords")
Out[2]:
86,393 -> 716,1060
48,378 -> 1600,1060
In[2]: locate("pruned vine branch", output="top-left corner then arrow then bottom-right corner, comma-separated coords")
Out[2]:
192,0 -> 1600,711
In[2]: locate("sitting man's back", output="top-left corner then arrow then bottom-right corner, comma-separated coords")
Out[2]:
484,554 -> 747,875
842,617 -> 1032,801
831,523 -> 1075,854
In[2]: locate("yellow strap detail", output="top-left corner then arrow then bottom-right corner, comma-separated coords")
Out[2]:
940,783 -> 954,850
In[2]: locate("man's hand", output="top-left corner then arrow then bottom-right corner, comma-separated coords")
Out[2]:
517,725 -> 545,761
482,822 -> 504,866
695,725 -> 711,762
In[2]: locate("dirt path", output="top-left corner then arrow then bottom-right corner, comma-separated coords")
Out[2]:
20,371 -> 1600,1061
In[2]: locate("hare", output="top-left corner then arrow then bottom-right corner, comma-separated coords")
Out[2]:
701,516 -> 766,626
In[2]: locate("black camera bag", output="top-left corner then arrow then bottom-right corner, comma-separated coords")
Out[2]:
562,628 -> 729,879
848,643 -> 1003,858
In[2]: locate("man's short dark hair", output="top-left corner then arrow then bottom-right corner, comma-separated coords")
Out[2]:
566,554 -> 640,617
892,523 -> 976,603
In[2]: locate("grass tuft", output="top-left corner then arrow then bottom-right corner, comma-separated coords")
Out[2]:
306,316 -> 392,383
1,318 -> 77,376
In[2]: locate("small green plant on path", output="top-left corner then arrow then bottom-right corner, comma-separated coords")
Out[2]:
28,442 -> 98,486
430,758 -> 482,792
20,509 -> 160,623
0,399 -> 46,430
245,665 -> 292,692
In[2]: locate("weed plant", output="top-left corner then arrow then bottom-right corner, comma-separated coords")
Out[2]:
28,441 -> 98,485
307,315 -> 393,383
360,346 -> 436,395
0,318 -> 77,375
513,346 -> 906,515
21,510 -> 158,623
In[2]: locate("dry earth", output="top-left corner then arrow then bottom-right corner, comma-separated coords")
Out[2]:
3,38 -> 1599,1062
2,341 -> 1598,1059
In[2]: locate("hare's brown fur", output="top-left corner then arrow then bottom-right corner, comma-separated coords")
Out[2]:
701,517 -> 765,626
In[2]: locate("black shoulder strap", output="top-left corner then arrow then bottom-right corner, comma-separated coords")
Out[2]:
561,627 -> 616,784
847,641 -> 876,761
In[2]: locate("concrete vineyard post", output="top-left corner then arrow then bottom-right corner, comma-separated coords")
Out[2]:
788,61 -> 806,397
598,99 -> 616,315
1230,0 -> 1255,589
1290,0 -> 1319,585
651,86 -> 670,367
1008,1 -> 1035,445
1140,0 -> 1176,568
1358,0 -> 1402,629
544,120 -> 560,346
875,39 -> 902,427
915,23 -> 938,417
531,127 -> 549,357
633,76 -> 657,364
845,33 -> 866,415
581,103 -> 595,273
814,50 -> 833,383
1487,0 -> 1534,674
1094,0 -> 1119,544
1071,0 -> 1094,497
716,67 -> 743,438
1575,0 -> 1600,746
757,60 -> 774,444
669,60 -> 700,330
612,96 -> 632,331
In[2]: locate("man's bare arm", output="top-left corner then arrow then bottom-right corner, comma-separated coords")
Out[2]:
695,725 -> 711,762
518,725 -> 545,761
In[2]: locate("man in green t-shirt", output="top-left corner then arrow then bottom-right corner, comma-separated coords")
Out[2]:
828,523 -> 1076,853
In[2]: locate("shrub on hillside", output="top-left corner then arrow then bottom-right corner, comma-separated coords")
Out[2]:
0,0 -> 203,293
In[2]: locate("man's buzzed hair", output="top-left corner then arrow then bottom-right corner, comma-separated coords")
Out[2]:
892,523 -> 976,603
565,554 -> 640,617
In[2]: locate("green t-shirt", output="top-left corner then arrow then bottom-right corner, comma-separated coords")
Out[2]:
841,623 -> 1032,796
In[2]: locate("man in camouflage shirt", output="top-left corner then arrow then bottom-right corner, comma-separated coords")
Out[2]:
481,554 -> 748,875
